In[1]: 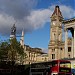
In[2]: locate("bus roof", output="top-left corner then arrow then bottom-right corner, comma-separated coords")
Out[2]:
52,59 -> 71,63
31,59 -> 71,65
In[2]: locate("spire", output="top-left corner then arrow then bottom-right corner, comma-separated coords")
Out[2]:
51,5 -> 63,18
20,29 -> 24,46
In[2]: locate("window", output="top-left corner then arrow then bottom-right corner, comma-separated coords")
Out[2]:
68,54 -> 70,58
52,49 -> 55,52
52,54 -> 55,59
54,33 -> 56,41
61,48 -> 62,50
29,52 -> 30,57
60,62 -> 71,68
52,61 -> 57,67
44,57 -> 47,61
68,47 -> 71,52
34,53 -> 35,57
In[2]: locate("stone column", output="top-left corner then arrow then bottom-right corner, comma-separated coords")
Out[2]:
64,29 -> 68,58
71,36 -> 74,58
74,28 -> 75,57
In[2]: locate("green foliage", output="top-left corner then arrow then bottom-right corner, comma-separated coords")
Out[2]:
0,41 -> 9,60
10,38 -> 24,55
0,38 -> 27,64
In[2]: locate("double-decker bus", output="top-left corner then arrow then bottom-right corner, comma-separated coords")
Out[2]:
30,60 -> 71,75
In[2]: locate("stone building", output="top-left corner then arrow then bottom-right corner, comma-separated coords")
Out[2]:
36,54 -> 48,62
48,5 -> 75,61
48,6 -> 64,60
22,5 -> 75,66
63,18 -> 75,58
10,25 -> 47,64
24,6 -> 75,64
10,5 -> 75,65
20,30 -> 47,64
24,45 -> 45,64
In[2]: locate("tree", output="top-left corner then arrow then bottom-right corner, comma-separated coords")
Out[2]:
0,41 -> 9,61
9,38 -> 26,64
0,38 -> 27,65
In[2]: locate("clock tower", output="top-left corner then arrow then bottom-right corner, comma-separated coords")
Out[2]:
48,6 -> 64,60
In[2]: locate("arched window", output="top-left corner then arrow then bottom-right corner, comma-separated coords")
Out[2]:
61,48 -> 62,50
54,33 -> 56,41
52,54 -> 55,59
68,54 -> 70,58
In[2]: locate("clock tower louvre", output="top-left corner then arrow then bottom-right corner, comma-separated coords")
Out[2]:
48,6 -> 64,60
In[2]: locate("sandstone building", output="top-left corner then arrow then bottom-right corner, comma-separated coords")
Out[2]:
10,24 -> 47,64
24,45 -> 46,64
48,6 -> 64,60
48,5 -> 75,60
10,5 -> 75,65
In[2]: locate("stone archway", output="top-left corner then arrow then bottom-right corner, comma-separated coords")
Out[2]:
63,18 -> 75,58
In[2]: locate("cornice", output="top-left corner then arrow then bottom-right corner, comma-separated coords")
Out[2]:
63,18 -> 75,24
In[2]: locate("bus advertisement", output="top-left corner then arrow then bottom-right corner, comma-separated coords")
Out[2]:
30,60 -> 71,75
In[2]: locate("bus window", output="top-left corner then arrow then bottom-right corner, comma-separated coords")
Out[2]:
52,61 -> 57,67
60,62 -> 71,68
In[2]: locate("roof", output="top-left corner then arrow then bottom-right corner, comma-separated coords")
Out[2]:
31,59 -> 71,65
51,5 -> 63,17
52,59 -> 71,63
63,18 -> 75,24
25,45 -> 46,54
63,58 -> 75,60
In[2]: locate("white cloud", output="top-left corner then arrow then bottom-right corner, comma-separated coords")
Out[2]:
27,5 -> 75,30
41,48 -> 48,53
0,13 -> 15,35
0,4 -> 74,35
27,9 -> 53,29
60,5 -> 75,19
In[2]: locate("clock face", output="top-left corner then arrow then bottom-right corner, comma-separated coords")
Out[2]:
53,21 -> 56,25
60,23 -> 61,26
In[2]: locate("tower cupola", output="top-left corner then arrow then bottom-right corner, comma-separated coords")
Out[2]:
51,5 -> 63,21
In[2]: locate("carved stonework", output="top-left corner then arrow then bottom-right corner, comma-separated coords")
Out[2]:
11,24 -> 16,36
48,5 -> 64,60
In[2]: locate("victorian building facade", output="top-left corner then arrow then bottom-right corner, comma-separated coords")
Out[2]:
63,18 -> 75,58
23,6 -> 75,64
10,5 -> 75,64
48,5 -> 74,60
10,24 -> 47,64
24,45 -> 46,64
48,6 -> 64,60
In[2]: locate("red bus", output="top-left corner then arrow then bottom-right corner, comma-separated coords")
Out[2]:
30,60 -> 71,75
49,60 -> 71,75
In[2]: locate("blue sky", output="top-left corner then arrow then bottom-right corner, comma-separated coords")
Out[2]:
0,0 -> 75,53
